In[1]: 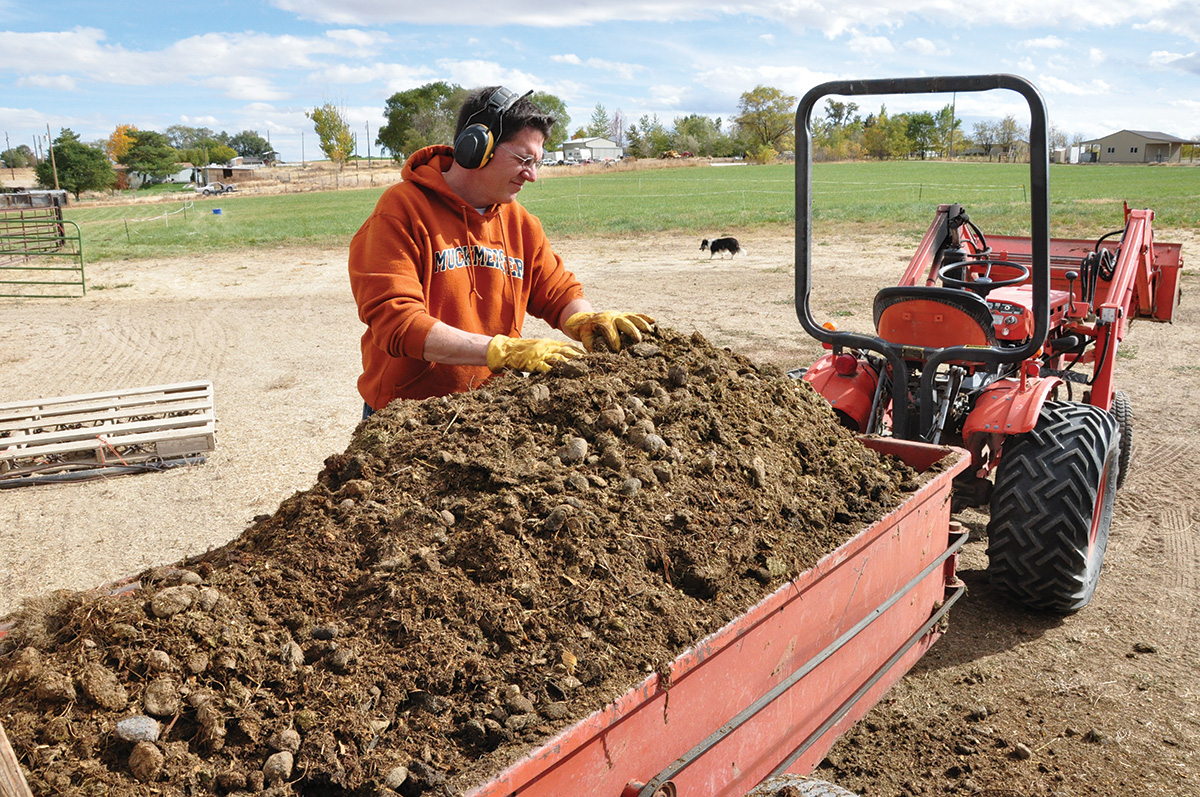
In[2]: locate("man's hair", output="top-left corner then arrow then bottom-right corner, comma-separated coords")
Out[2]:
455,86 -> 555,144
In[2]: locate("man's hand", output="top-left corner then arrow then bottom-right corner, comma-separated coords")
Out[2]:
486,335 -> 582,374
564,311 -> 656,352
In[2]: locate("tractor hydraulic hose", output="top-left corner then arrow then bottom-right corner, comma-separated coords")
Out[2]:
964,218 -> 990,254
1097,248 -> 1117,282
1087,326 -> 1114,386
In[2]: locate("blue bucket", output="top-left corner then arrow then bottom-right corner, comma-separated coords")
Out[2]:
212,208 -> 222,215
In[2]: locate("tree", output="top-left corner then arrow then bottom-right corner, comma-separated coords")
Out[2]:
35,129 -> 117,198
997,114 -> 1026,162
734,85 -> 796,153
626,114 -> 672,158
376,82 -> 465,162
1048,124 -> 1069,151
531,92 -> 570,150
609,109 -> 627,147
1,145 -> 36,168
164,125 -> 215,150
972,121 -> 998,161
905,112 -> 937,159
307,103 -> 355,173
933,104 -> 961,158
587,104 -> 611,138
227,130 -> 274,160
106,124 -> 137,162
118,129 -> 181,182
823,100 -> 860,128
861,106 -> 909,159
180,142 -> 237,166
674,114 -> 721,156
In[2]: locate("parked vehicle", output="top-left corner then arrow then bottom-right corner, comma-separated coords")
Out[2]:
194,181 -> 237,196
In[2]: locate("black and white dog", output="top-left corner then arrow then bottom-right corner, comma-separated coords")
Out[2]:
700,237 -> 740,258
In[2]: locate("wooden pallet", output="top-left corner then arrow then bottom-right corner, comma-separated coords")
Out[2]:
0,381 -> 215,483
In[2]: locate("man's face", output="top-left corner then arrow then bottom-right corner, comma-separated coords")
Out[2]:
476,127 -> 544,205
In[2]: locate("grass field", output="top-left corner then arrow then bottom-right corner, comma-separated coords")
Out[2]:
65,160 -> 1198,263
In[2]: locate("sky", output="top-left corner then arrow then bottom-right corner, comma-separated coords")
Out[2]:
2,0 -> 1198,165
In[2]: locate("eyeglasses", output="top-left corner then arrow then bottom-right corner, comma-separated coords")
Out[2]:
498,143 -> 539,172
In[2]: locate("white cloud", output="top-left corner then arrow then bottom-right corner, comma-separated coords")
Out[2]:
549,54 -> 643,81
17,74 -> 79,91
1022,35 -> 1066,49
205,75 -> 292,102
905,38 -> 938,56
1036,75 -> 1112,96
434,60 -> 542,93
1088,48 -> 1106,66
323,28 -> 390,49
1149,49 -> 1185,66
761,33 -> 776,45
847,32 -> 895,56
647,84 -> 687,108
268,0 -> 1200,41
0,27 -> 383,89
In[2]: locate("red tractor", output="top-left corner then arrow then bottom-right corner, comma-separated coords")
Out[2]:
794,75 -> 1184,614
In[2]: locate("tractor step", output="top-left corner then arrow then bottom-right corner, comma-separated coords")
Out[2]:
0,380 -> 215,485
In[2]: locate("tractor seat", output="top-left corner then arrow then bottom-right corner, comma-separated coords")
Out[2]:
873,286 -> 999,349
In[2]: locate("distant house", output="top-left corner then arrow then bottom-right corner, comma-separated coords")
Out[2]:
562,137 -> 623,162
1081,130 -> 1190,164
114,163 -> 196,189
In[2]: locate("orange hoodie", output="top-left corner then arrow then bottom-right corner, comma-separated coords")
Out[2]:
349,145 -> 585,409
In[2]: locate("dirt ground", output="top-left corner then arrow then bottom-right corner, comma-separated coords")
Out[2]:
2,198 -> 1199,796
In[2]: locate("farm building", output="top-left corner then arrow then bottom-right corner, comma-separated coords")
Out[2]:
199,164 -> 262,186
1080,130 -> 1191,164
562,137 -> 623,162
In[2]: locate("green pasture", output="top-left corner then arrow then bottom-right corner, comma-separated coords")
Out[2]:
65,161 -> 1197,263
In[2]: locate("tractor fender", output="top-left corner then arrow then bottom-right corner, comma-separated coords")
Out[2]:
962,376 -> 1064,438
801,353 -> 878,432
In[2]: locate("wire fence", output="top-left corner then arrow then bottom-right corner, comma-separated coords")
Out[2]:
119,200 -> 197,242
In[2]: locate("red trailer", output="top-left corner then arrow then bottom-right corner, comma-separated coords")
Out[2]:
465,438 -> 968,797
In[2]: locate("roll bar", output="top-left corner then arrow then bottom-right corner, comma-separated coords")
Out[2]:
793,74 -> 1050,440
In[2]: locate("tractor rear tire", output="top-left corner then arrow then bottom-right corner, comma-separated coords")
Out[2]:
1109,389 -> 1133,489
987,401 -> 1119,613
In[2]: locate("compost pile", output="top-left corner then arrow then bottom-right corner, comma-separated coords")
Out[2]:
0,328 -> 921,797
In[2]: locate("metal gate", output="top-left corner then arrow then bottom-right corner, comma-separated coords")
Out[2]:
0,193 -> 86,298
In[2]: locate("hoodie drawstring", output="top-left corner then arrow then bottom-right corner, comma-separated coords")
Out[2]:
461,205 -> 520,336
460,206 -> 484,302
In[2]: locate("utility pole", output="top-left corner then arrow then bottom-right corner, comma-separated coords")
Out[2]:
949,93 -> 956,160
366,121 -> 371,167
46,124 -> 60,190
4,132 -> 13,179
302,131 -> 306,168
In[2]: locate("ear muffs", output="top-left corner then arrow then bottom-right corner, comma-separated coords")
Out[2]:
453,87 -> 531,169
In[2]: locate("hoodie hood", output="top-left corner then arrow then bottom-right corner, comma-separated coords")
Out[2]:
402,145 -> 500,221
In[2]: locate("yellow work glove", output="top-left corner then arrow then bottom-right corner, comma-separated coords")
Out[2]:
564,311 -> 656,352
486,335 -> 582,374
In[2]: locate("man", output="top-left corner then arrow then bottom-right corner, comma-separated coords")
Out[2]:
349,86 -> 653,417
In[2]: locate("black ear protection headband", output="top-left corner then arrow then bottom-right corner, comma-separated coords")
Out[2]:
453,87 -> 533,169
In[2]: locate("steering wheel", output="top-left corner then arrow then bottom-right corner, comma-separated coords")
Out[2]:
938,259 -> 1031,297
